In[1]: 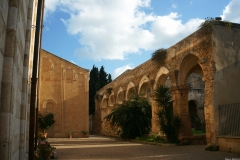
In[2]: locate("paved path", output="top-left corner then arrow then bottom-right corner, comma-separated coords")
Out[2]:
49,135 -> 240,160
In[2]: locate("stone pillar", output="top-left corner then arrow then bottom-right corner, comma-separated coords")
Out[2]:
19,1 -> 35,159
171,85 -> 192,138
0,0 -> 19,159
151,95 -> 161,134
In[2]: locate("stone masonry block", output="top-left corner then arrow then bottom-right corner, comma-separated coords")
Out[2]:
4,30 -> 16,58
7,6 -> 18,30
0,113 -> 10,141
9,0 -> 19,7
0,13 -> 6,54
1,83 -> 12,113
0,141 -> 9,160
0,0 -> 9,24
2,57 -> 13,83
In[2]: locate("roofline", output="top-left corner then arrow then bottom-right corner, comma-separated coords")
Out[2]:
41,49 -> 89,72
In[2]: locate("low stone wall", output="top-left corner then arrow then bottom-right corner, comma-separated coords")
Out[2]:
218,136 -> 240,153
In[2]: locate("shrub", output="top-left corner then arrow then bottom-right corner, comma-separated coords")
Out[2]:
105,95 -> 152,139
38,113 -> 55,132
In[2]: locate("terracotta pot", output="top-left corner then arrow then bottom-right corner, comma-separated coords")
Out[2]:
83,134 -> 88,138
43,132 -> 48,138
68,135 -> 72,138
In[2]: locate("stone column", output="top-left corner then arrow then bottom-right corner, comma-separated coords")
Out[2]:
171,85 -> 192,138
19,0 -> 35,159
151,94 -> 161,134
0,0 -> 19,159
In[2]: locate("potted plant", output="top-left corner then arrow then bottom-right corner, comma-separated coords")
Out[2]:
38,113 -> 55,138
81,131 -> 89,138
68,130 -> 72,138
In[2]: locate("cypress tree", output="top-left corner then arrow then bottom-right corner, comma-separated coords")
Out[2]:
99,66 -> 108,88
107,74 -> 112,83
89,65 -> 99,115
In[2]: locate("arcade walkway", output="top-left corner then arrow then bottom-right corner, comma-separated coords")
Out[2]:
48,135 -> 239,160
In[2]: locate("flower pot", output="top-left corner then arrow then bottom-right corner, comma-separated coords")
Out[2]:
68,135 -> 72,138
43,132 -> 48,138
83,134 -> 89,138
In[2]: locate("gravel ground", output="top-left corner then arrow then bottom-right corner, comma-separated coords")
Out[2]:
48,135 -> 240,160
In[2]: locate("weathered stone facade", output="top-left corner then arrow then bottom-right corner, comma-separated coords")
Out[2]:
0,0 -> 38,159
39,50 -> 89,138
94,23 -> 240,153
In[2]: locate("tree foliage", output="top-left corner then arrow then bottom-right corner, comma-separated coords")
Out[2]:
89,65 -> 99,115
105,95 -> 152,139
99,66 -> 111,88
107,74 -> 112,83
38,113 -> 55,132
155,85 -> 182,143
89,65 -> 112,115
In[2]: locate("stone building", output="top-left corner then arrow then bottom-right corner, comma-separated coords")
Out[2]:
0,0 -> 41,159
39,49 -> 89,138
93,22 -> 240,153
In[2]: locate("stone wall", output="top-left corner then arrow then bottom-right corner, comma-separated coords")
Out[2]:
94,23 -> 240,153
0,0 -> 38,159
39,50 -> 89,138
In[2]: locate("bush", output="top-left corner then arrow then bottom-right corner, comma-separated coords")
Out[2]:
38,113 -> 55,132
35,141 -> 55,160
105,95 -> 152,139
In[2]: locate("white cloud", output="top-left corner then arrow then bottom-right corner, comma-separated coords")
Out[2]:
151,13 -> 203,48
113,64 -> 134,79
44,0 -> 60,18
221,0 -> 240,23
44,0 -> 206,61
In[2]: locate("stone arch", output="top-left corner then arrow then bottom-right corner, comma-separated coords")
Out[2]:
153,67 -> 170,90
116,87 -> 124,104
138,75 -> 151,98
42,99 -> 58,112
178,54 -> 203,86
171,53 -> 205,137
101,94 -> 108,108
126,82 -> 136,100
108,93 -> 115,107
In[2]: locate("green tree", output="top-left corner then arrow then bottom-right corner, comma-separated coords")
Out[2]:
38,113 -> 55,132
99,66 -> 108,88
89,65 -> 99,115
155,85 -> 182,143
89,65 -> 112,115
107,74 -> 112,83
105,95 -> 152,139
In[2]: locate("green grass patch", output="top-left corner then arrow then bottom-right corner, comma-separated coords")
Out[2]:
191,128 -> 206,135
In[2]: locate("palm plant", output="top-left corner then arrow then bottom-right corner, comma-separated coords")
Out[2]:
155,85 -> 182,143
105,95 -> 152,139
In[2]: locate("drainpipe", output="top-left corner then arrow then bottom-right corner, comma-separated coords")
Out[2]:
28,0 -> 45,159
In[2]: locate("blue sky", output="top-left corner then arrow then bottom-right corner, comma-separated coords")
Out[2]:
42,0 -> 240,79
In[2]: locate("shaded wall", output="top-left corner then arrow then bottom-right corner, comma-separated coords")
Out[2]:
39,50 -> 89,138
0,0 -> 38,159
